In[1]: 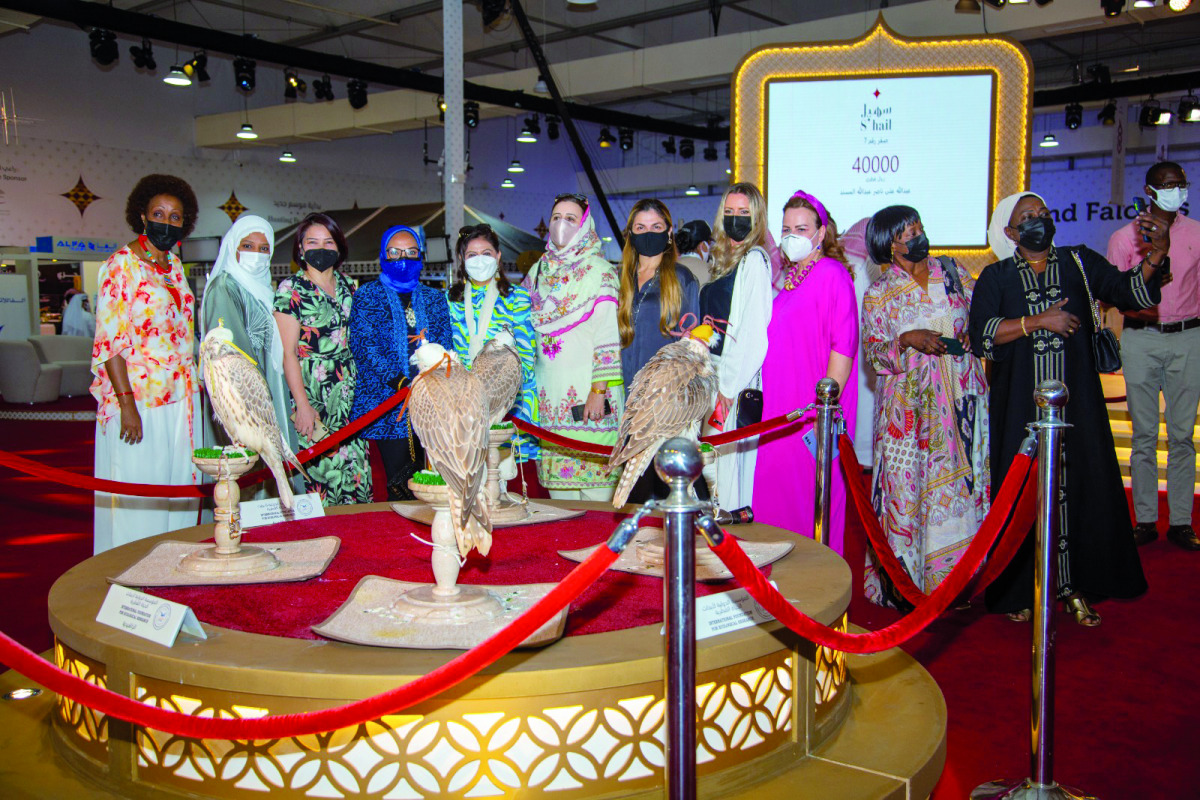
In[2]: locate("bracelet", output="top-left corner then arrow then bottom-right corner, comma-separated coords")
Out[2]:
1019,316 -> 1028,337
115,391 -> 134,397
589,386 -> 606,396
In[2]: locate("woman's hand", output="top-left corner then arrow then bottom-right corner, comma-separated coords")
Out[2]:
898,329 -> 947,355
119,398 -> 143,445
1034,298 -> 1081,337
715,393 -> 733,418
293,403 -> 318,439
957,331 -> 972,355
583,384 -> 608,423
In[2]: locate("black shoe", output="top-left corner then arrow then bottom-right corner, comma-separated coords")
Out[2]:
1166,525 -> 1200,551
1132,522 -> 1158,546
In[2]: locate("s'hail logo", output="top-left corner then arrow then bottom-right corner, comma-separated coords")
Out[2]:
862,88 -> 892,132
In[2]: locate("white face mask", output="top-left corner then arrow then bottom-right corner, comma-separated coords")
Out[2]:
464,254 -> 499,283
237,250 -> 271,274
1150,186 -> 1188,213
549,218 -> 580,249
780,233 -> 819,263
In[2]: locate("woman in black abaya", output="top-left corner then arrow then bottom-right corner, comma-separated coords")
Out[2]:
968,192 -> 1168,626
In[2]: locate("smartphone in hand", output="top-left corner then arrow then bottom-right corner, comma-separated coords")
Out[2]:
571,400 -> 612,422
1132,197 -> 1152,244
939,336 -> 966,356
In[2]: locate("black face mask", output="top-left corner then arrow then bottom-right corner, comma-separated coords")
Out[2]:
143,219 -> 183,252
1015,216 -> 1055,252
723,214 -> 753,243
898,232 -> 930,264
630,230 -> 670,258
303,248 -> 340,272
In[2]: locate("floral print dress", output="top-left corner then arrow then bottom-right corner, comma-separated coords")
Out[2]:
274,270 -> 372,506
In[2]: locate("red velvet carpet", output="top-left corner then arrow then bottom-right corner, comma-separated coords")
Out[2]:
0,407 -> 1195,797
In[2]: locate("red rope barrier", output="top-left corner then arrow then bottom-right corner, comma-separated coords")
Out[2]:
506,406 -> 814,457
0,388 -> 408,499
708,452 -> 1036,654
0,542 -> 616,740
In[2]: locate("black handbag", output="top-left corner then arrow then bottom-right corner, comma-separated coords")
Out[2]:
735,387 -> 764,428
1069,250 -> 1122,374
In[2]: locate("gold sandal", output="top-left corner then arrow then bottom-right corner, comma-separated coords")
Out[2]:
1065,596 -> 1101,627
1006,608 -> 1032,622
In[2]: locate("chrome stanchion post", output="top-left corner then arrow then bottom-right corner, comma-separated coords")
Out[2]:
655,437 -> 704,800
973,380 -> 1095,800
813,378 -> 840,547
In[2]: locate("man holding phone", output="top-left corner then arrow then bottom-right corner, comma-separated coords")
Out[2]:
1107,161 -> 1200,551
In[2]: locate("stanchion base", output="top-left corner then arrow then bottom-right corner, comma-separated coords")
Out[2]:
971,779 -> 1098,799
178,545 -> 280,576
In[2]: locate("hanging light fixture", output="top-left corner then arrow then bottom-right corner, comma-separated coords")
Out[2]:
685,185 -> 700,196
279,151 -> 297,163
507,160 -> 525,173
163,65 -> 192,86
1097,100 -> 1117,125
501,178 -> 515,188
517,123 -> 537,143
1039,133 -> 1059,147
954,0 -> 982,11
236,122 -> 258,140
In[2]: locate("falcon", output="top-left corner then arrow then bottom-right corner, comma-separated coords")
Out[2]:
200,326 -> 308,509
608,325 -> 720,508
470,328 -> 523,427
408,341 -> 493,557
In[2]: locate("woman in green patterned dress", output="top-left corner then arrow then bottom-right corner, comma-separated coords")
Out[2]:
273,212 -> 372,505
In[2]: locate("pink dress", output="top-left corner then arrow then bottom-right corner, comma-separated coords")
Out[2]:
753,257 -> 859,554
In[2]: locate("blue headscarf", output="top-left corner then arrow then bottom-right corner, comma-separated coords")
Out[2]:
379,224 -> 424,292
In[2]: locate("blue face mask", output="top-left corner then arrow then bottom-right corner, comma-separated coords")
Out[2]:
379,258 -> 423,292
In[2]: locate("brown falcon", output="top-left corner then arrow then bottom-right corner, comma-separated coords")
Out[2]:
608,325 -> 720,508
408,341 -> 493,557
200,326 -> 308,509
470,328 -> 523,427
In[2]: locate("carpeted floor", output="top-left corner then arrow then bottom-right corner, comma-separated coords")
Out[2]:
0,403 -> 1195,797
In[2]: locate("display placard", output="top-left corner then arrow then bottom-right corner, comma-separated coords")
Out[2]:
96,584 -> 207,647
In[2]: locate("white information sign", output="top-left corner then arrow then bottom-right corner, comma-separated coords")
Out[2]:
0,273 -> 30,340
96,585 -> 207,647
694,584 -> 777,641
766,74 -> 994,247
240,491 -> 325,528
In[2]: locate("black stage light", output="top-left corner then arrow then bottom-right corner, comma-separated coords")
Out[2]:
1168,0 -> 1191,10
464,100 -> 479,127
1035,0 -> 1054,5
1087,64 -> 1111,86
526,115 -> 541,135
1065,103 -> 1083,130
597,127 -> 615,148
185,52 -> 210,83
618,127 -> 633,151
1138,99 -> 1162,127
546,115 -> 560,140
954,0 -> 982,11
679,138 -> 695,159
234,58 -> 256,92
89,29 -> 118,66
130,38 -> 155,71
1179,94 -> 1200,123
347,79 -> 368,110
983,0 -> 1006,7
662,136 -> 676,156
284,68 -> 306,100
480,0 -> 510,29
1101,0 -> 1125,17
313,74 -> 334,101
1097,100 -> 1117,125
703,143 -> 718,161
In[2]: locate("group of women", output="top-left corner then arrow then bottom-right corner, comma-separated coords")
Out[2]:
90,172 -> 1170,627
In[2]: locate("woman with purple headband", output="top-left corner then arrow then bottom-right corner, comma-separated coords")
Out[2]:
752,190 -> 859,553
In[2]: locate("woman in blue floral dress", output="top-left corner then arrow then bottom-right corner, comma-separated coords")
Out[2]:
273,212 -> 372,506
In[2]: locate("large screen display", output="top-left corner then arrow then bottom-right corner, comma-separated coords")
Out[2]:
765,74 -> 994,248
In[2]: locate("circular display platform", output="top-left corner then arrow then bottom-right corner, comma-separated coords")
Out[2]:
1,501 -> 945,799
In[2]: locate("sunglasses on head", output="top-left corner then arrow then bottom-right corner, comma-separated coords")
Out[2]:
553,193 -> 589,209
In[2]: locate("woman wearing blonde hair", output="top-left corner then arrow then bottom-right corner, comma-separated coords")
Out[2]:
617,198 -> 700,502
698,182 -> 773,510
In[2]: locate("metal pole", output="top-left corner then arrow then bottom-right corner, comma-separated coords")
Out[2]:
813,378 -> 840,547
655,437 -> 703,800
972,380 -> 1095,800
442,0 -> 465,283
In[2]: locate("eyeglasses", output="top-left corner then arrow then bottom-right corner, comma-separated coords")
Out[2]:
385,247 -> 421,259
1151,180 -> 1190,190
553,192 -> 589,209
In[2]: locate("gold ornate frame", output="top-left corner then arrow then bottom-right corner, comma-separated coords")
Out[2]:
731,17 -> 1033,273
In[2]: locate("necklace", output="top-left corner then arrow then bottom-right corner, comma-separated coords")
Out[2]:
783,253 -> 819,291
136,235 -> 181,310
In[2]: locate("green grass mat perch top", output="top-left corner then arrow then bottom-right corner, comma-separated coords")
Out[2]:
193,447 -> 257,459
411,470 -> 447,486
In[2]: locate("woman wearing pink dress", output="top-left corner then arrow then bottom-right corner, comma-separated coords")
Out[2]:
753,191 -> 858,554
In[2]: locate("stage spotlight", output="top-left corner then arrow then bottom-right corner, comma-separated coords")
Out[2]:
284,69 -> 306,100
1133,0 -> 1155,7
1101,0 -> 1125,17
279,151 -> 297,163
679,138 -> 695,159
1097,100 -> 1117,125
236,122 -> 257,140
184,52 -> 210,83
348,79 -> 368,110
234,58 -> 256,92
1139,100 -> 1163,127
508,160 -> 525,173
130,38 -> 155,71
983,0 -> 1006,7
1065,103 -> 1083,130
618,128 -> 634,151
1039,133 -> 1059,147
954,0 -> 982,10
685,185 -> 700,196
1167,0 -> 1190,9
526,115 -> 541,136
662,136 -> 677,156
546,115 -> 560,140
703,144 -> 718,161
480,0 -> 510,29
1179,95 -> 1200,123
164,65 -> 192,87
313,74 -> 334,101
464,100 -> 479,127
1087,64 -> 1111,86
1157,107 -> 1174,125
89,28 -> 118,66
597,127 -> 615,148
1035,0 -> 1054,5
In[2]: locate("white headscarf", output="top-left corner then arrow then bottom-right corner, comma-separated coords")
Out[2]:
988,191 -> 1046,261
61,293 -> 95,338
201,214 -> 283,372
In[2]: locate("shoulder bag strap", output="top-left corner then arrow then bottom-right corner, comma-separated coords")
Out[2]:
1069,249 -> 1103,331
